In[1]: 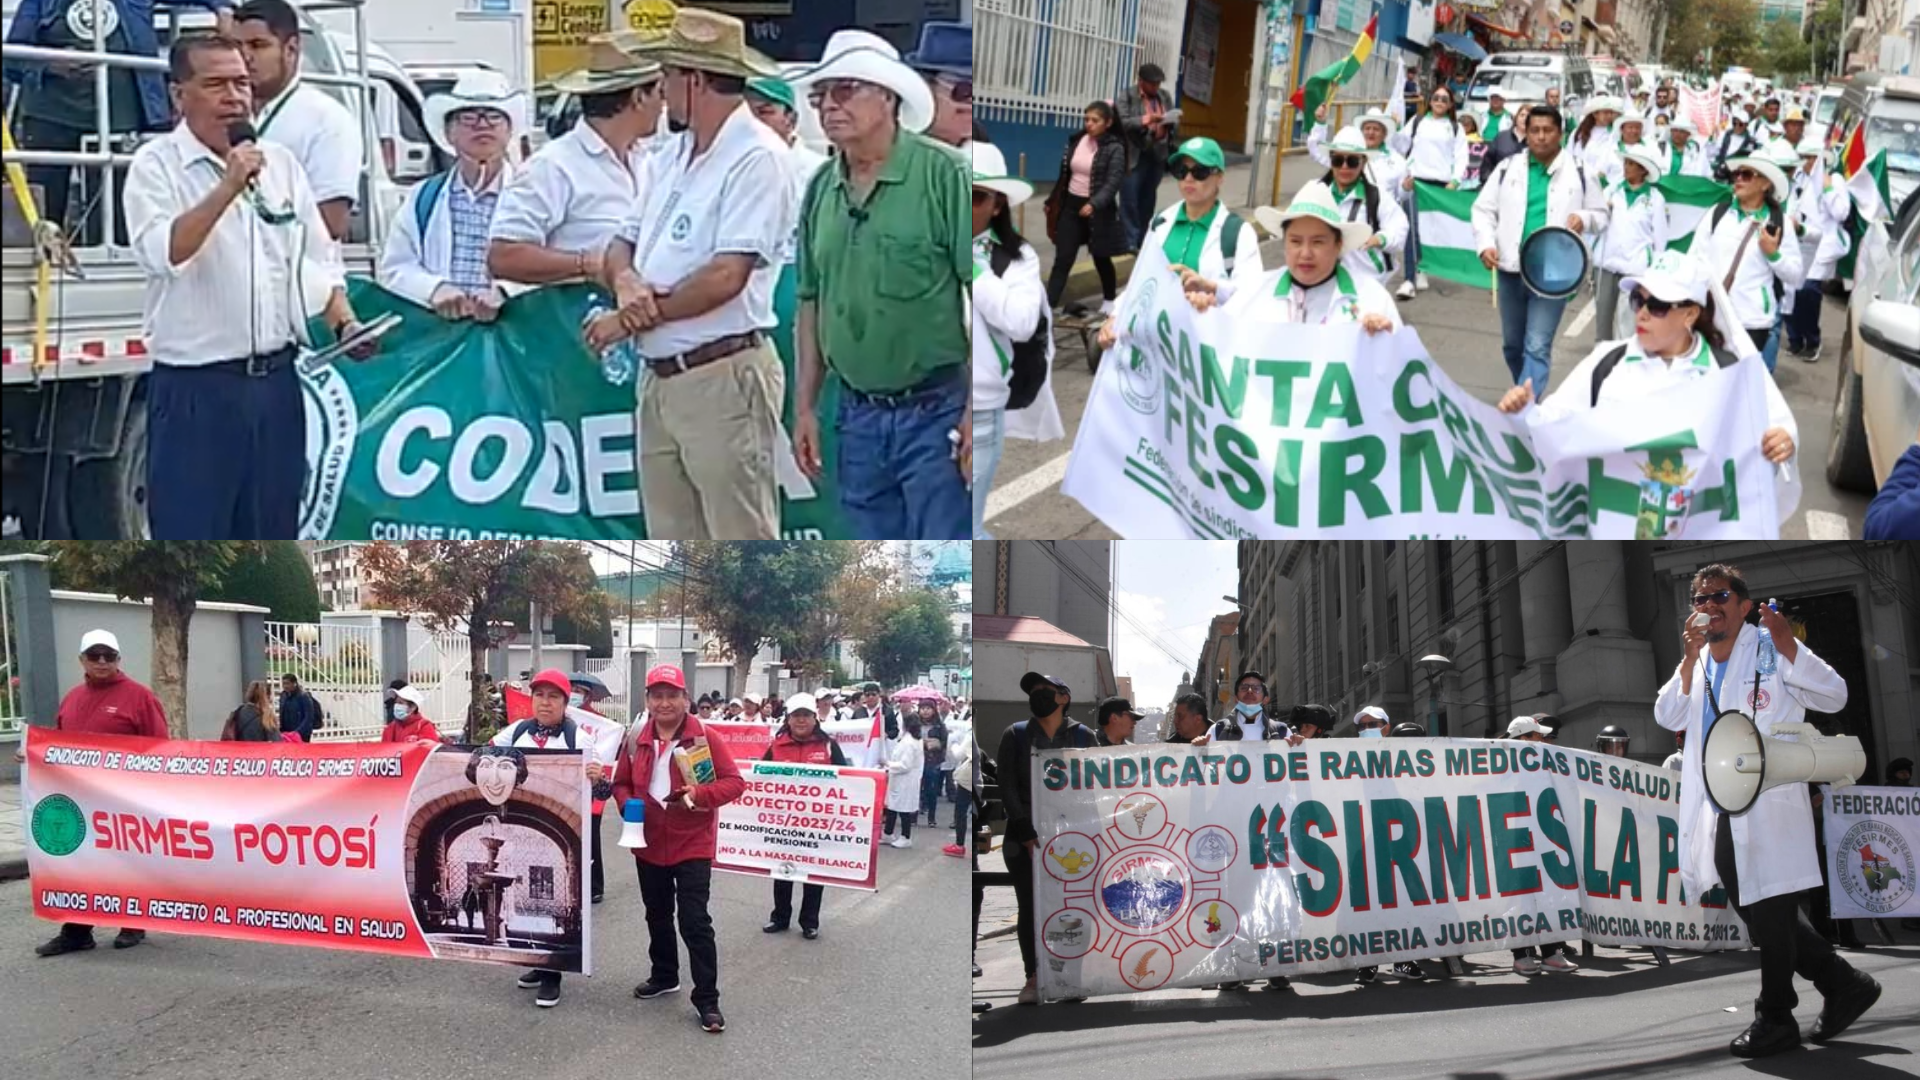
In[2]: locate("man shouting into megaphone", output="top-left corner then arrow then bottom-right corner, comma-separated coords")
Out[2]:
1654,563 -> 1881,1058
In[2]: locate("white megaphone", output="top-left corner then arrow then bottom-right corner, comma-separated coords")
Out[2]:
616,797 -> 648,849
1702,710 -> 1868,815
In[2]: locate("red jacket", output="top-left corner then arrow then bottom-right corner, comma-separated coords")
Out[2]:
610,713 -> 745,866
55,673 -> 168,738
764,730 -> 849,766
381,715 -> 442,743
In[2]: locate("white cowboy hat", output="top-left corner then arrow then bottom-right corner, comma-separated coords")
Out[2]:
1320,124 -> 1383,160
1354,108 -> 1398,137
790,29 -> 936,135
1726,139 -> 1796,196
1668,117 -> 1697,134
1580,95 -> 1624,121
972,142 -> 1033,207
1794,138 -> 1823,159
424,69 -> 528,156
1254,181 -> 1373,254
1621,145 -> 1665,184
1614,108 -> 1648,131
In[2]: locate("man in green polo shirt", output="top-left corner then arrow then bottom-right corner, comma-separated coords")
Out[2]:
790,29 -> 971,540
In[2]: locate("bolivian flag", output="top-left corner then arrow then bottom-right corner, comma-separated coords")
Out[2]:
1289,13 -> 1377,124
1835,122 -> 1893,283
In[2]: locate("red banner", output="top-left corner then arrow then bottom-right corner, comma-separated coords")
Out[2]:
22,728 -> 591,972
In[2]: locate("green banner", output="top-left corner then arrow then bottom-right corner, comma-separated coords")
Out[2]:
298,269 -> 846,540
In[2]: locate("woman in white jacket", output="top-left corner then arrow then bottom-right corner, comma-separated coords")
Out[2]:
1593,146 -> 1669,341
378,71 -> 527,319
1313,126 -> 1408,285
970,144 -> 1059,539
1781,140 -> 1852,361
1186,182 -> 1403,331
1688,140 -> 1805,371
1390,85 -> 1469,298
883,712 -> 927,848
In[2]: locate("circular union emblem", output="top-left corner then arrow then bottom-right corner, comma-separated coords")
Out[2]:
1834,820 -> 1915,915
31,794 -> 87,857
671,214 -> 693,241
1747,687 -> 1771,712
1099,848 -> 1189,933
1115,279 -> 1161,416
68,0 -> 121,41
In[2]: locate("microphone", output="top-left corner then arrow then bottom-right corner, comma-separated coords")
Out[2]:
1688,612 -> 1710,629
224,120 -> 260,190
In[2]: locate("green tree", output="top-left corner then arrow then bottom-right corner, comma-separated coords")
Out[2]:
678,541 -> 855,688
552,593 -> 614,658
50,543 -> 249,736
778,542 -> 894,686
1662,0 -> 1764,74
1758,17 -> 1811,80
858,590 -> 955,687
202,541 -> 321,622
357,541 -> 603,741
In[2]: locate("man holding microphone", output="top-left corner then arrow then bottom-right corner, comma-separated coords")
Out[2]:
1654,563 -> 1880,1057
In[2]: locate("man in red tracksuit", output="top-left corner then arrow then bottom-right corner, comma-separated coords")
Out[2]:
36,629 -> 169,957
611,663 -> 745,1034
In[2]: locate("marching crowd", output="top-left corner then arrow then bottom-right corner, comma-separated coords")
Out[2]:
26,622 -> 972,1035
975,563 -> 1892,1058
9,0 -> 976,541
967,65 -> 1902,539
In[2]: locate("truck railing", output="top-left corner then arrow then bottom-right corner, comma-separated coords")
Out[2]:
1,0 -> 384,251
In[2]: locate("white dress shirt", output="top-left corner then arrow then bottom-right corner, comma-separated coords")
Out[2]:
779,140 -> 830,265
489,119 -> 650,258
256,76 -> 364,206
617,103 -> 793,357
124,125 -> 344,367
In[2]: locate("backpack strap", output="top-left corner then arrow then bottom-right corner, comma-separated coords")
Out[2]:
413,170 -> 451,238
989,241 -> 1014,277
1588,343 -> 1633,408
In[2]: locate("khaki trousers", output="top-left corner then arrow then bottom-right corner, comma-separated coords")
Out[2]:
638,340 -> 784,539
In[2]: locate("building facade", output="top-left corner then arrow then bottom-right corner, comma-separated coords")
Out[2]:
1237,541 -> 1917,774
974,541 -> 1113,655
306,542 -> 369,612
1191,610 -> 1242,717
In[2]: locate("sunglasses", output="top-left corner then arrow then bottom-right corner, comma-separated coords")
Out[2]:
1169,162 -> 1216,180
806,81 -> 873,108
937,77 -> 972,103
83,650 -> 118,662
1731,169 -> 1758,182
1627,290 -> 1693,318
1690,589 -> 1736,607
1358,719 -> 1387,730
1330,154 -> 1367,169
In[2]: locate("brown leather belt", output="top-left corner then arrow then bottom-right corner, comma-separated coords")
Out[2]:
644,331 -> 763,379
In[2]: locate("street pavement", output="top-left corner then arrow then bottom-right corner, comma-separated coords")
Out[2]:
984,162 -> 1873,541
0,810 -> 970,1080
972,882 -> 1920,1080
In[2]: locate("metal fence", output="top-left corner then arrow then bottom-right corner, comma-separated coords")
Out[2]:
0,571 -> 20,741
407,630 -> 474,740
266,621 -> 384,741
976,0 -> 1187,125
581,656 -> 626,722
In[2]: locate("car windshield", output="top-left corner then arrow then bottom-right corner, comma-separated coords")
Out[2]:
1469,70 -> 1560,103
413,77 -> 458,100
1815,93 -> 1841,123
1867,99 -> 1920,176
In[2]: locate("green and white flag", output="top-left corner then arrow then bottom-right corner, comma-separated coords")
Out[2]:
1412,180 -> 1490,289
1656,175 -> 1731,253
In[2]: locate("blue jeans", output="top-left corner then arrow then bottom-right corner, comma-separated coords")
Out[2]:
836,371 -> 970,539
1785,280 -> 1824,351
1121,152 -> 1163,251
1497,271 -> 1568,395
1756,316 -> 1782,373
971,406 -> 1005,539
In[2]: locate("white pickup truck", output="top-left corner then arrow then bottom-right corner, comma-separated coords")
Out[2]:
1,0 -> 422,538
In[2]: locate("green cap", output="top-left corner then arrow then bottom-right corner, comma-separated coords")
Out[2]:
746,76 -> 795,111
1170,136 -> 1226,170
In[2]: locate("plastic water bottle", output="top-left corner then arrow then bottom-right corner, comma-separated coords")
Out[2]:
583,300 -> 637,386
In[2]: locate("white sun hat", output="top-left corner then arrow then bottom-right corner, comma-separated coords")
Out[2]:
789,29 -> 936,135
1726,138 -> 1797,196
1354,107 -> 1398,137
1253,180 -> 1374,254
1668,116 -> 1697,134
1580,95 -> 1624,121
1320,124 -> 1384,160
1620,144 -> 1665,184
1621,249 -> 1708,307
972,142 -> 1033,207
423,69 -> 528,156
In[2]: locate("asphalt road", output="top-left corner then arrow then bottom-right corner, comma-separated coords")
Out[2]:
981,237 -> 1873,541
0,813 -> 969,1080
972,885 -> 1920,1080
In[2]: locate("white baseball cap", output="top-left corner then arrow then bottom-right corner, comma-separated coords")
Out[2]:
79,629 -> 120,655
1507,716 -> 1554,738
785,693 -> 819,715
1353,705 -> 1390,726
743,692 -> 763,704
393,684 -> 424,706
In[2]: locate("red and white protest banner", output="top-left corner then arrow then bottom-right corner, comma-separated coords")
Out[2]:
21,727 -> 591,972
705,716 -> 885,768
715,762 -> 887,891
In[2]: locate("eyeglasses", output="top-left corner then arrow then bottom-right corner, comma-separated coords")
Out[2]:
806,80 -> 873,108
936,76 -> 972,103
83,650 -> 119,662
1330,154 -> 1367,169
1169,162 -> 1216,180
453,110 -> 508,129
1236,683 -> 1264,696
1731,169 -> 1758,182
1690,589 -> 1736,607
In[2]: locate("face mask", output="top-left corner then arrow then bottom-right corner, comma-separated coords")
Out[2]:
392,704 -> 412,720
1028,687 -> 1061,717
569,691 -> 585,707
1359,727 -> 1383,739
1235,701 -> 1262,718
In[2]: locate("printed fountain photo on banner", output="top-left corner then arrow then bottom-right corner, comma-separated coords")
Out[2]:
404,746 -> 591,973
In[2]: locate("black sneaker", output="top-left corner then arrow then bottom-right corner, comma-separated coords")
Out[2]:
1354,966 -> 1378,984
35,933 -> 95,958
700,1008 -> 726,1033
802,928 -> 819,940
517,970 -> 545,989
535,977 -> 561,1008
762,921 -> 788,934
591,893 -> 604,905
112,929 -> 145,949
1392,962 -> 1426,981
634,979 -> 681,999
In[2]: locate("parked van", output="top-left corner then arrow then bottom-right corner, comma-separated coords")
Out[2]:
1465,52 -> 1594,124
1829,72 -> 1920,212
327,34 -> 445,186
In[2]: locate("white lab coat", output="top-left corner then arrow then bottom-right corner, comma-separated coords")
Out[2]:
378,163 -> 525,308
1307,123 -> 1409,194
1653,622 -> 1849,906
885,733 -> 923,814
1471,150 -> 1609,272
